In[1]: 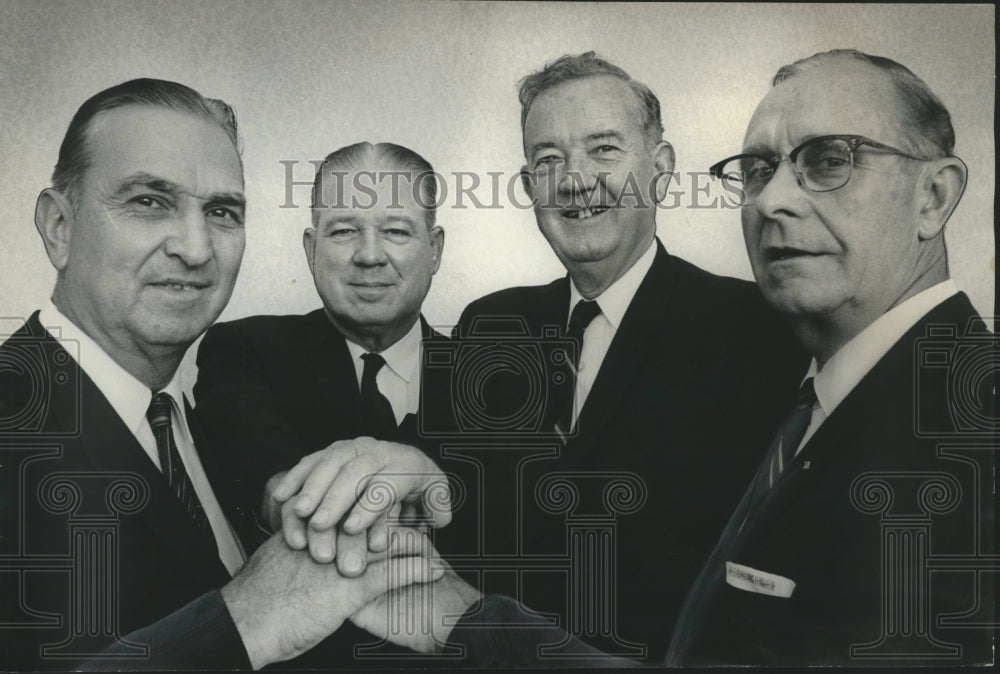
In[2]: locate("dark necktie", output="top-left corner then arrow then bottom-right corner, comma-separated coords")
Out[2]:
553,299 -> 602,436
146,392 -> 208,531
764,377 -> 817,488
665,377 -> 818,665
360,352 -> 398,438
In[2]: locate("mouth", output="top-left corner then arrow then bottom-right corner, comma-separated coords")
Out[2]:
764,247 -> 825,263
148,280 -> 210,291
350,282 -> 395,288
560,205 -> 613,220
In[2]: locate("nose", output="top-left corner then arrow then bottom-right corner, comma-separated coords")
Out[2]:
352,227 -> 388,266
751,158 -> 808,219
558,151 -> 599,196
163,207 -> 213,267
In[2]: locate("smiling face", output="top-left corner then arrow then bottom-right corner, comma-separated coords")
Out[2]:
741,61 -> 931,333
521,75 -> 673,294
304,158 -> 444,350
51,105 -> 246,372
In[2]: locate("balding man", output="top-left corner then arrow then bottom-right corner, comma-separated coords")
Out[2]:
0,82 -> 439,671
194,142 -> 454,663
353,49 -> 995,669
667,49 -> 995,666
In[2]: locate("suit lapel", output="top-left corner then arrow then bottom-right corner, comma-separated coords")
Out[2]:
747,292 -> 981,519
30,315 -> 225,571
571,243 -> 679,458
305,310 -> 364,439
308,310 -> 446,440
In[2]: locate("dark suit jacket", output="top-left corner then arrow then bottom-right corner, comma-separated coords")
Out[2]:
194,309 -> 447,545
447,240 -> 808,662
668,292 -> 996,666
193,309 -> 450,666
0,313 -> 250,670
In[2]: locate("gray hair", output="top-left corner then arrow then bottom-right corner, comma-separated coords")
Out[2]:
52,78 -> 242,206
518,51 -> 664,145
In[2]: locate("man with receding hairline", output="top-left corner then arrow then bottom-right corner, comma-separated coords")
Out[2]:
0,84 -> 441,671
666,48 -> 995,665
194,141 -> 455,664
352,48 -> 995,670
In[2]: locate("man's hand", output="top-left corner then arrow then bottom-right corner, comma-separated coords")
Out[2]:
267,437 -> 452,573
220,531 -> 443,669
351,536 -> 481,654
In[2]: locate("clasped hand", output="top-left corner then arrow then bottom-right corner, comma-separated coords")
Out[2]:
264,437 -> 452,575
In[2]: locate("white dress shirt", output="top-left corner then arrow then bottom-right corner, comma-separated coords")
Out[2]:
795,280 -> 959,454
345,318 -> 423,425
567,239 -> 657,426
38,301 -> 245,575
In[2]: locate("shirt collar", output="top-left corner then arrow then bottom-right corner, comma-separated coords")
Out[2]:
38,299 -> 188,436
808,280 -> 958,417
344,318 -> 423,383
568,238 -> 656,329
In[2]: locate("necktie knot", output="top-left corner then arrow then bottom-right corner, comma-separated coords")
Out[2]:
794,377 -> 817,408
146,391 -> 173,430
359,352 -> 396,437
146,390 -> 207,530
361,352 -> 387,382
568,299 -> 601,336
551,299 -> 601,437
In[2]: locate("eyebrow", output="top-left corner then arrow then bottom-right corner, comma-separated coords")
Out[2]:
587,130 -> 625,143
527,130 -> 627,157
742,133 -> 825,156
114,172 -> 246,210
385,215 -> 419,226
527,141 -> 559,157
318,216 -> 359,228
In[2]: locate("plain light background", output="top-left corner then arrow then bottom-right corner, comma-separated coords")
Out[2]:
1,1 -> 994,389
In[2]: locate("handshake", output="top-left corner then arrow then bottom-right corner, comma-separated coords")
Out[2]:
221,438 -> 482,669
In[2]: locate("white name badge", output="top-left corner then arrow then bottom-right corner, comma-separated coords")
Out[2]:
725,561 -> 796,598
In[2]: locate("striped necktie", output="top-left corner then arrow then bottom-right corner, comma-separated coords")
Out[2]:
666,377 -> 818,664
766,377 -> 817,488
737,377 -> 818,528
146,392 -> 208,530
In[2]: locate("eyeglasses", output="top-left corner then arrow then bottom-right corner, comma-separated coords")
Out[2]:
708,135 -> 931,203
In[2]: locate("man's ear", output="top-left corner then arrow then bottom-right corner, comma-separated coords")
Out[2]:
34,188 -> 75,272
428,225 -> 444,274
916,156 -> 967,241
651,141 -> 676,204
302,227 -> 317,276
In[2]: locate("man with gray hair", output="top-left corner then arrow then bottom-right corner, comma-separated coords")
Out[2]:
447,51 -> 806,660
355,48 -> 995,669
664,48 -> 995,666
194,141 -> 455,663
0,82 -> 441,670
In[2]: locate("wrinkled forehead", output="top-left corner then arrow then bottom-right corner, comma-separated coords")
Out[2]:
743,62 -> 909,152
522,76 -> 649,150
85,105 -> 245,190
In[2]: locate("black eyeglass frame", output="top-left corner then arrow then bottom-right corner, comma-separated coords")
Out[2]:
708,134 -> 932,195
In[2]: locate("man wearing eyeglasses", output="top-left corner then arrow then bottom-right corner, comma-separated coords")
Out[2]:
664,49 -> 995,665
333,50 -> 993,668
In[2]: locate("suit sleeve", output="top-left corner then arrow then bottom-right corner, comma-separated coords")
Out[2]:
447,595 -> 638,668
194,322 -> 302,540
78,591 -> 251,670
